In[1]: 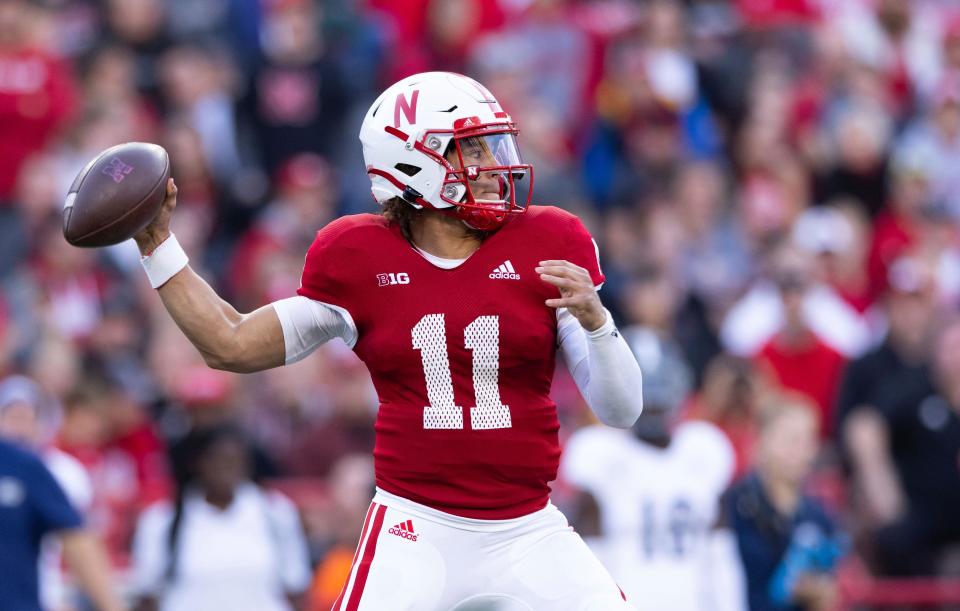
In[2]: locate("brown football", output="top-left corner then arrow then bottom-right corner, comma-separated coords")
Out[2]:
63,142 -> 170,247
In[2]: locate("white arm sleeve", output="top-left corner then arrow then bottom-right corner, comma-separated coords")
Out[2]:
558,308 -> 643,428
272,296 -> 358,364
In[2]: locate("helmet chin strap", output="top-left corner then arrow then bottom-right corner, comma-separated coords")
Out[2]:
456,206 -> 508,231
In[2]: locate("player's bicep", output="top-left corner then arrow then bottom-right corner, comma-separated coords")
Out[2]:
228,304 -> 288,372
273,295 -> 358,365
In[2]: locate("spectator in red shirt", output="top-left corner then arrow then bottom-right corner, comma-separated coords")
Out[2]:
0,0 -> 76,204
755,247 -> 847,438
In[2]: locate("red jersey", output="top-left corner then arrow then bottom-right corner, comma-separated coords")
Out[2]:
0,48 -> 75,200
297,206 -> 604,519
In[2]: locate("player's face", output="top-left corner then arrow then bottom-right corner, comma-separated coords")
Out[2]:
447,137 -> 503,202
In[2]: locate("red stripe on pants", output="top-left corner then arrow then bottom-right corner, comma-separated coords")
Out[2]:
345,504 -> 388,611
332,503 -> 376,611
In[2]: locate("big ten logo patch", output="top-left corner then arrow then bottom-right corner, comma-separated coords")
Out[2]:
103,158 -> 134,183
378,272 -> 410,287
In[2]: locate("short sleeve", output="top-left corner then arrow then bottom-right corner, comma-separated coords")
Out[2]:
565,215 -> 605,288
297,224 -> 349,307
28,458 -> 83,535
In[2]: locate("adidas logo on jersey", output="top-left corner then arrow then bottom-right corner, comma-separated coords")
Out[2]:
490,260 -> 520,280
388,520 -> 418,541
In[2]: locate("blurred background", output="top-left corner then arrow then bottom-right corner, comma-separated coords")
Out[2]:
1,0 -> 960,609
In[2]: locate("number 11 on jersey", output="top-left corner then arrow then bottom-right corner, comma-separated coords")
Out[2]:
412,314 -> 512,430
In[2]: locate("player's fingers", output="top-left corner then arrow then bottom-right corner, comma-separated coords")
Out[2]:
536,265 -> 591,285
539,260 -> 590,276
545,297 -> 579,308
538,273 -> 581,290
163,179 -> 178,210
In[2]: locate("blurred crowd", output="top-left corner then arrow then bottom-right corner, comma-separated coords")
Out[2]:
2,0 -> 960,609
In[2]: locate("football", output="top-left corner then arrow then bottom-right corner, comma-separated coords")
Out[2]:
63,142 -> 170,248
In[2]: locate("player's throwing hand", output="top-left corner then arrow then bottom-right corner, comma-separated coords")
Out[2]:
537,259 -> 606,331
134,178 -> 178,255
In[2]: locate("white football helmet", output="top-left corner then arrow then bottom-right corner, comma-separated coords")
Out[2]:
359,72 -> 533,231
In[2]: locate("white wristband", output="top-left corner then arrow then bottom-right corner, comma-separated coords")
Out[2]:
140,234 -> 188,289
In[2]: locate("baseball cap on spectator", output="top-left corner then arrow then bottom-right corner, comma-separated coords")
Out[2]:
791,207 -> 854,255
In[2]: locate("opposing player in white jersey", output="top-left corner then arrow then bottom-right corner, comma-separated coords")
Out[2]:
130,71 -> 644,609
562,372 -> 746,610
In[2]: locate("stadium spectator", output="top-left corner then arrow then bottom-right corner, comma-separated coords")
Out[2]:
726,403 -> 844,611
0,0 -> 76,205
130,424 -> 311,611
791,205 -> 874,317
101,0 -> 170,97
0,374 -> 93,610
836,256 -> 937,455
57,373 -> 170,566
846,316 -> 960,576
0,436 -> 123,611
246,0 -> 350,174
727,246 -> 849,436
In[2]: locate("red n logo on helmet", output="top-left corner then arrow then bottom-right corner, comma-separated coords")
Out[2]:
394,90 -> 420,128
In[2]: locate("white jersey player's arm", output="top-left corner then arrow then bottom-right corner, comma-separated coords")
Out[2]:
272,296 -> 358,363
557,308 -> 643,428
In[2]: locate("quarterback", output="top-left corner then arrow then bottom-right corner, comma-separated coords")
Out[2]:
133,72 -> 643,610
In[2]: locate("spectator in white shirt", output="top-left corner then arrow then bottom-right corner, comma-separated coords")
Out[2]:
131,425 -> 311,611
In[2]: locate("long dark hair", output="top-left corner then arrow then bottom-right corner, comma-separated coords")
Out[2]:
380,197 -> 487,244
165,425 -> 251,582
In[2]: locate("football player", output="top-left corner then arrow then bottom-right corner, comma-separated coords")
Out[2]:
562,369 -> 745,610
133,72 -> 643,610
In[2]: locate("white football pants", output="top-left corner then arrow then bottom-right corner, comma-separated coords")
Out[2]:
332,488 -> 636,611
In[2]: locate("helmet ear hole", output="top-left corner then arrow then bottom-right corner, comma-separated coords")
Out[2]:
395,163 -> 422,177
442,184 -> 466,202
